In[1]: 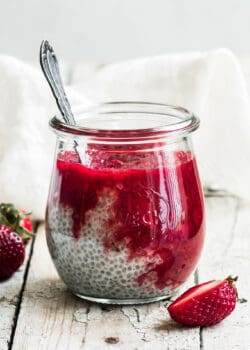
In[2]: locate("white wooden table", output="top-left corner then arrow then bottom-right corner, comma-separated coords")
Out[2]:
1,194 -> 249,350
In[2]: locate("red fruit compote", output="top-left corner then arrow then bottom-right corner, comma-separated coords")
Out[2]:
46,102 -> 205,304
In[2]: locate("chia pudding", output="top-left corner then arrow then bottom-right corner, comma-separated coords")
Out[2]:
46,146 -> 205,302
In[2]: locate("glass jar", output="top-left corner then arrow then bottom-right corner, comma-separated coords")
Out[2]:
46,102 -> 205,304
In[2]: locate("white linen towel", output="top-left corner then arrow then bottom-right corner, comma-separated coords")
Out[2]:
0,49 -> 249,219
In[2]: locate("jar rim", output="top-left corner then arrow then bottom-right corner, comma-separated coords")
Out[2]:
49,101 -> 199,141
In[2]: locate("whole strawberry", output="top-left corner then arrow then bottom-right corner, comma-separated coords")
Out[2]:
0,203 -> 33,244
0,225 -> 25,278
168,276 -> 237,326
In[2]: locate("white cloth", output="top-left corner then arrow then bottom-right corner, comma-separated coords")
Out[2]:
0,49 -> 249,219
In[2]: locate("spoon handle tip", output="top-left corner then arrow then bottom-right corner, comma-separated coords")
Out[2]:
39,40 -> 76,126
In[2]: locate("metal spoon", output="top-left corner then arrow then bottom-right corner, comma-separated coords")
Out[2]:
40,40 -> 76,125
40,40 -> 84,162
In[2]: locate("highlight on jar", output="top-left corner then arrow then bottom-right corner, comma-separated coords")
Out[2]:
45,102 -> 205,305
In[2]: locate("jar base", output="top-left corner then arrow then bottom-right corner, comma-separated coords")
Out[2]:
72,291 -> 174,305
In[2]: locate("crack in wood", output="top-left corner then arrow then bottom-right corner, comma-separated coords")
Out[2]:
200,327 -> 204,350
195,267 -> 203,350
133,307 -> 140,322
86,303 -> 90,314
8,226 -> 37,350
7,197 -> 247,349
121,307 -> 149,342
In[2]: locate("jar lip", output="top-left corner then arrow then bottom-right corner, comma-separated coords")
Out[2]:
49,101 -> 199,141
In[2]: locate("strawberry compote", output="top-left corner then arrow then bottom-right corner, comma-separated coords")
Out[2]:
46,144 -> 205,302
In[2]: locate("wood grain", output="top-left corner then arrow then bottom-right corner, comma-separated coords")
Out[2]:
199,196 -> 250,349
10,225 -> 199,350
8,196 -> 250,349
0,243 -> 32,350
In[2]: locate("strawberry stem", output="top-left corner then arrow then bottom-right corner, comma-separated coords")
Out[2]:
226,275 -> 238,299
226,275 -> 238,284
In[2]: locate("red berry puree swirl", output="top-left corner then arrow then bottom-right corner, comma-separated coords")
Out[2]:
47,146 -> 205,296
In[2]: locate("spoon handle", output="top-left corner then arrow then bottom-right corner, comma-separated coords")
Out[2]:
40,40 -> 76,125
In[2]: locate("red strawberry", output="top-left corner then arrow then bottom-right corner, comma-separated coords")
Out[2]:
0,203 -> 33,244
168,276 -> 237,326
0,225 -> 25,278
19,209 -> 33,237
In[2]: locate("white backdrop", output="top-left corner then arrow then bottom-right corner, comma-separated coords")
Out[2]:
0,0 -> 249,62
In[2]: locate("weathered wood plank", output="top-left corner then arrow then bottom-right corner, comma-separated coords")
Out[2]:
11,196 -> 250,349
199,196 -> 250,349
0,242 -> 32,350
11,224 -> 200,350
